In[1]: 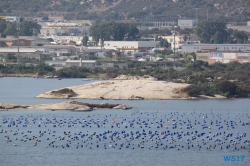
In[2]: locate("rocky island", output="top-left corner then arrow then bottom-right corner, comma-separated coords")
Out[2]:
0,101 -> 131,111
36,75 -> 192,100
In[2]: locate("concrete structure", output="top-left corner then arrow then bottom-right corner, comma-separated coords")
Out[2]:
44,45 -> 80,56
182,44 -> 250,54
65,60 -> 96,68
45,60 -> 66,67
48,16 -> 64,22
47,36 -> 85,45
40,21 -> 91,37
0,46 -> 49,60
159,35 -> 199,51
0,46 -> 49,55
196,52 -> 250,64
0,16 -> 20,23
0,36 -> 49,46
178,19 -> 198,28
103,41 -> 156,55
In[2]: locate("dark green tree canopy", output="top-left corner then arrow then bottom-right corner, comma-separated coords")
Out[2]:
90,21 -> 139,44
19,21 -> 41,36
195,20 -> 228,44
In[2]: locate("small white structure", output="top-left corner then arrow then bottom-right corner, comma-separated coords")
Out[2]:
103,41 -> 156,55
247,21 -> 250,26
65,60 -> 96,68
178,19 -> 198,28
44,45 -> 80,56
159,35 -> 199,51
0,16 -> 20,23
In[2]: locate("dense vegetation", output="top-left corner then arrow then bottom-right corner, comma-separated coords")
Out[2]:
195,20 -> 248,44
90,21 -> 139,43
0,0 -> 249,22
0,19 -> 41,37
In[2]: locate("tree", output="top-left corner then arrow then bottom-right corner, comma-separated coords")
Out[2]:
0,19 -> 7,33
3,22 -> 17,36
214,80 -> 236,96
183,35 -> 188,42
156,37 -> 169,48
195,20 -> 228,43
126,24 -> 139,40
82,36 -> 89,46
234,31 -> 248,44
90,21 -> 140,44
19,21 -> 41,36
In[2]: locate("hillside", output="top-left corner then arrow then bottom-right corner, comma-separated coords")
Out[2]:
0,0 -> 249,22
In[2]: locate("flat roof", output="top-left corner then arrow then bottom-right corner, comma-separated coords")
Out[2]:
65,60 -> 96,63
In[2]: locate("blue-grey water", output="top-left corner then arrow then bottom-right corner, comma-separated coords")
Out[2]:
0,77 -> 249,166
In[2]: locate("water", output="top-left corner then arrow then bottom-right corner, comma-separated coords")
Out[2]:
0,77 -> 249,166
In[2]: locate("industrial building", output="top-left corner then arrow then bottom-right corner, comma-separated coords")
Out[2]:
182,44 -> 250,54
196,52 -> 250,64
103,41 -> 156,55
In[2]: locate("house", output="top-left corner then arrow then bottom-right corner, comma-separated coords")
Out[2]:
182,44 -> 250,54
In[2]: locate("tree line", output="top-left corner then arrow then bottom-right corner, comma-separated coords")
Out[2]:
0,19 -> 41,37
90,21 -> 139,44
195,20 -> 249,44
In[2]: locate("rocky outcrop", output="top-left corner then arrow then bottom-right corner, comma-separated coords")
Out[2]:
0,101 -> 132,111
36,80 -> 190,100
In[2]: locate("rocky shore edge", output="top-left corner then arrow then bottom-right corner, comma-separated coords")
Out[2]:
0,101 -> 132,112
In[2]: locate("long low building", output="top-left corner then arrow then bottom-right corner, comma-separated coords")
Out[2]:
103,41 -> 156,55
0,46 -> 49,55
196,52 -> 250,64
182,44 -> 250,54
65,59 -> 96,68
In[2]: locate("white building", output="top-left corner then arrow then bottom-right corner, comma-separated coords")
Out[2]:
44,45 -> 80,56
247,21 -> 250,26
182,44 -> 250,54
0,46 -> 49,55
178,19 -> 198,28
159,35 -> 199,51
103,41 -> 156,55
0,16 -> 20,23
65,60 -> 96,68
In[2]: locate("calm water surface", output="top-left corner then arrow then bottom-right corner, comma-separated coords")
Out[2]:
0,77 -> 249,166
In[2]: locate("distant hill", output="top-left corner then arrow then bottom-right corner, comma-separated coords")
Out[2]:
0,0 -> 249,23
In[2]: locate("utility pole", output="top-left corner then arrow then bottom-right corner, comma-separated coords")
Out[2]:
17,26 -> 20,64
172,27 -> 176,68
173,30 -> 175,68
